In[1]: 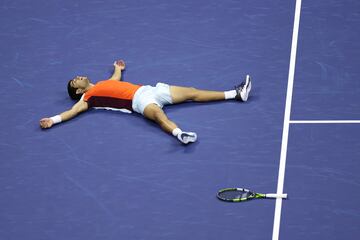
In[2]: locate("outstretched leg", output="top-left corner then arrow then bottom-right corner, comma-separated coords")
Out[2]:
170,75 -> 252,103
143,103 -> 197,144
143,103 -> 178,134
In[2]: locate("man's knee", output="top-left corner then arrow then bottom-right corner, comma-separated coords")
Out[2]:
187,87 -> 199,100
144,104 -> 163,120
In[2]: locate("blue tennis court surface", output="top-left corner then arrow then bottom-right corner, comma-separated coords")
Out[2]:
280,1 -> 360,239
0,0 -> 359,239
282,124 -> 360,240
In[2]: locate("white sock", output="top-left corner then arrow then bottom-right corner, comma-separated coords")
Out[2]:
172,128 -> 182,137
224,90 -> 237,99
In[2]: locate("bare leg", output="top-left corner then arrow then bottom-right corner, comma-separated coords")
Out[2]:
143,103 -> 178,134
143,103 -> 197,144
170,86 -> 225,104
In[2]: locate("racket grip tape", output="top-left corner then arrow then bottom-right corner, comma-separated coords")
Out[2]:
265,193 -> 288,199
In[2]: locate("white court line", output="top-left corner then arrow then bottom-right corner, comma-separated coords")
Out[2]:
290,120 -> 360,124
272,0 -> 302,240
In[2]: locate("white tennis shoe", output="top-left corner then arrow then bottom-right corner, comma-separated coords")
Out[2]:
177,132 -> 197,144
235,75 -> 252,102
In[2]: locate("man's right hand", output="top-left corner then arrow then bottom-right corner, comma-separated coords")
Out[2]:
40,118 -> 54,129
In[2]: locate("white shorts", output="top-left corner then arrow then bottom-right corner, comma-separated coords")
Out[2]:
132,83 -> 173,115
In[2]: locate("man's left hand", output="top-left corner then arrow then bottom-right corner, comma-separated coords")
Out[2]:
114,60 -> 125,70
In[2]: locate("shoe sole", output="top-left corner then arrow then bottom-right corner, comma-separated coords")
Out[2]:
241,75 -> 252,101
182,133 -> 197,144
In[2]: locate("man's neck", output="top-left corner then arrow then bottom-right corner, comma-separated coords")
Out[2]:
84,83 -> 94,92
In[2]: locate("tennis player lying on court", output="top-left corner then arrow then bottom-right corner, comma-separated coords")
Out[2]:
40,60 -> 252,144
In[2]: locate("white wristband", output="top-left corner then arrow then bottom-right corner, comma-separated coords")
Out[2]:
50,115 -> 62,124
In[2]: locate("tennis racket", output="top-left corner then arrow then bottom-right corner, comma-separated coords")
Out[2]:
217,188 -> 287,202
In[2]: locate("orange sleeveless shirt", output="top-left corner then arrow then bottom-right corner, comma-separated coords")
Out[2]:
83,80 -> 141,112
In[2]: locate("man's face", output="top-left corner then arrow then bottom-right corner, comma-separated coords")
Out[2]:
71,76 -> 90,90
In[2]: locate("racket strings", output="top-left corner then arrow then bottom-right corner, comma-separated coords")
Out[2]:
218,190 -> 253,200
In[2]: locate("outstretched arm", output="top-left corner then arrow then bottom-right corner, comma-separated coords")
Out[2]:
109,60 -> 125,81
40,100 -> 89,129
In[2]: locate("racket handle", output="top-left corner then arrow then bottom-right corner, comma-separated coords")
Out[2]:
265,193 -> 288,199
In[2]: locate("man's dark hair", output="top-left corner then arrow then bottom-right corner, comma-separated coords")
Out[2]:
67,80 -> 82,100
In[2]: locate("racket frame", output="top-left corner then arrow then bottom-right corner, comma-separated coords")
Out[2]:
217,188 -> 287,202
